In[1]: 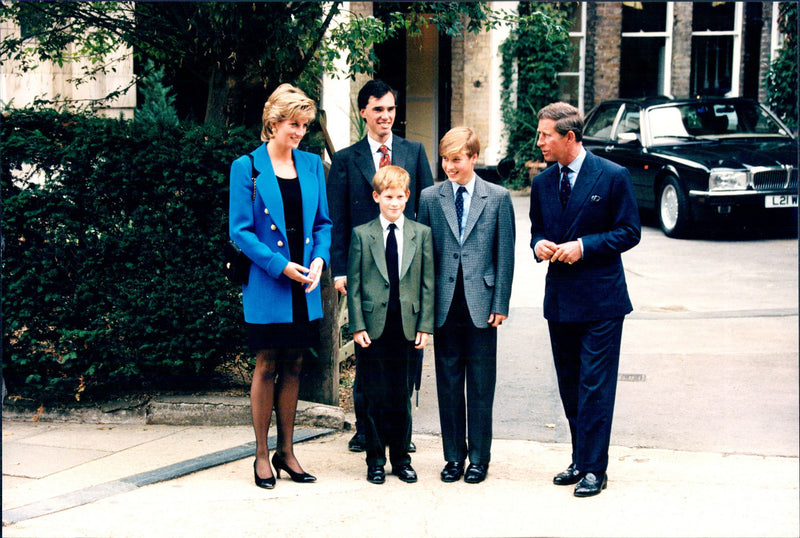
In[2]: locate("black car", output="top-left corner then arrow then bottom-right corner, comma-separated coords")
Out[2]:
582,97 -> 798,237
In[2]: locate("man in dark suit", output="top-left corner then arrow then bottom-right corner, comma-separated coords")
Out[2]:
417,127 -> 515,484
328,79 -> 434,452
529,102 -> 641,497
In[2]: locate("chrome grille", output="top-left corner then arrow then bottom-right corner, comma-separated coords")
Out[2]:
752,167 -> 797,191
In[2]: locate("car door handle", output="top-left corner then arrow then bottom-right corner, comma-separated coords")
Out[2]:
605,145 -> 615,152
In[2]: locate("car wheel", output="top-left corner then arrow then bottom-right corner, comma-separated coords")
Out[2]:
658,177 -> 690,237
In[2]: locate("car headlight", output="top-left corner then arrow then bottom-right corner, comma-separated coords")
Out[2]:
709,169 -> 748,191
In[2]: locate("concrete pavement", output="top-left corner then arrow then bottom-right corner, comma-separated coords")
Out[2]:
2,419 -> 798,537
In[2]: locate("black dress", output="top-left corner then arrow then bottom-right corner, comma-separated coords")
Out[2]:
247,175 -> 320,350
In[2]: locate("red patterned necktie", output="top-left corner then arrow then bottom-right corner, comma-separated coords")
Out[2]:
378,144 -> 390,168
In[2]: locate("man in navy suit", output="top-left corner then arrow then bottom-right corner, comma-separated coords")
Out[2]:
328,80 -> 434,452
529,102 -> 640,497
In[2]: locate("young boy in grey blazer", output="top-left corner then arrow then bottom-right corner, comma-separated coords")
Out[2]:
347,165 -> 435,485
417,127 -> 515,484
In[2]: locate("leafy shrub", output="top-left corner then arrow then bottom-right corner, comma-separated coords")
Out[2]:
500,2 -> 574,189
135,60 -> 180,128
1,108 -> 259,400
765,2 -> 798,131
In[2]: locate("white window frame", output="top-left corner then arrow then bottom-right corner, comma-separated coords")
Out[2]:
620,2 -> 674,98
770,3 -> 784,62
556,2 -> 586,113
690,1 -> 743,97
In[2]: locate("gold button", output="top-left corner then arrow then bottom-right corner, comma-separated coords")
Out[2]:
271,224 -> 277,230
264,208 -> 269,214
305,238 -> 310,244
277,240 -> 284,247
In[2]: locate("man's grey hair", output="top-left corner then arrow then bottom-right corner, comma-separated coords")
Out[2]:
538,102 -> 584,142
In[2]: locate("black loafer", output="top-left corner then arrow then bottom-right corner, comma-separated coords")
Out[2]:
464,463 -> 489,484
391,463 -> 418,483
440,461 -> 465,483
348,433 -> 366,453
553,463 -> 584,486
408,440 -> 417,453
366,465 -> 385,484
574,472 -> 607,497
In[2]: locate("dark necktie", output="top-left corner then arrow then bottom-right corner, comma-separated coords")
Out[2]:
386,223 -> 399,310
559,166 -> 571,208
378,145 -> 390,168
455,186 -> 467,234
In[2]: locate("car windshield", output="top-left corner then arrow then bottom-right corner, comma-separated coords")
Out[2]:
648,102 -> 791,142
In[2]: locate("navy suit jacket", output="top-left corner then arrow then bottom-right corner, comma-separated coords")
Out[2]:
229,143 -> 332,324
529,150 -> 641,322
327,136 -> 433,278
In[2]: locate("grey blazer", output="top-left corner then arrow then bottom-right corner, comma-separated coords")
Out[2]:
417,176 -> 516,328
346,217 -> 435,342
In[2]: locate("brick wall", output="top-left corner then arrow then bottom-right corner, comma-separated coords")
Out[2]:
671,2 -> 693,99
591,2 -> 621,104
450,34 -> 465,134
757,1 -> 774,103
584,2 -> 597,109
349,3 -> 373,143
458,30 -> 492,165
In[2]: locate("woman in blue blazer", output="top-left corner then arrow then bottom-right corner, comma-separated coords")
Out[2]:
229,84 -> 332,489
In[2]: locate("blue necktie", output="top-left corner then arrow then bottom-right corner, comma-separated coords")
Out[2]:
455,186 -> 467,233
559,166 -> 571,208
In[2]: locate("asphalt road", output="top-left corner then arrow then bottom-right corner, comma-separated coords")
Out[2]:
411,194 -> 799,458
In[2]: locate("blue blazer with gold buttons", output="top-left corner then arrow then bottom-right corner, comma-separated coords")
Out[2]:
229,143 -> 332,324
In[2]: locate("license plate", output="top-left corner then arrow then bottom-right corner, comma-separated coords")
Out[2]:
765,194 -> 798,208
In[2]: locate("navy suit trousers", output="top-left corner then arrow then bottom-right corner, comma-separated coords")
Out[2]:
548,317 -> 624,474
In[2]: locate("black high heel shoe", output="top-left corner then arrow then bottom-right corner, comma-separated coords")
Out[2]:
272,453 -> 316,483
253,460 -> 276,489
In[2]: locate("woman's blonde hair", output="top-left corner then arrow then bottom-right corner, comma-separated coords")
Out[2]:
372,165 -> 410,194
439,126 -> 480,158
261,84 -> 317,142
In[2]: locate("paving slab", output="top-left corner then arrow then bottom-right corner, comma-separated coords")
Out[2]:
2,431 -> 797,538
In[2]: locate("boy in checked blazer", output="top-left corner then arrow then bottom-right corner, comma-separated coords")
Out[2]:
347,165 -> 435,485
417,127 -> 515,484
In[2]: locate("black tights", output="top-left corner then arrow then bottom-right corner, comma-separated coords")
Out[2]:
251,348 -> 305,478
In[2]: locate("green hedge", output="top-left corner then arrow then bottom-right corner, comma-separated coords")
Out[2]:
1,108 -> 258,400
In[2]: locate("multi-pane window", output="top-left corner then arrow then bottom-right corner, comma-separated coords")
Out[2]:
691,2 -> 741,97
620,2 -> 673,98
557,2 -> 586,112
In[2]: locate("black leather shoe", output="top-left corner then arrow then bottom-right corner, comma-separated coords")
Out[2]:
253,460 -> 276,489
392,463 -> 418,483
440,461 -> 465,483
464,463 -> 489,484
553,463 -> 584,486
574,472 -> 607,497
367,465 -> 385,484
408,440 -> 416,453
271,453 -> 316,483
348,433 -> 366,452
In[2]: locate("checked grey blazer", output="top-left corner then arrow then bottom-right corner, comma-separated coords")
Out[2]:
417,175 -> 516,329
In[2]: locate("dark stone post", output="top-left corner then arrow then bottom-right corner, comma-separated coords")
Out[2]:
299,110 -> 341,406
